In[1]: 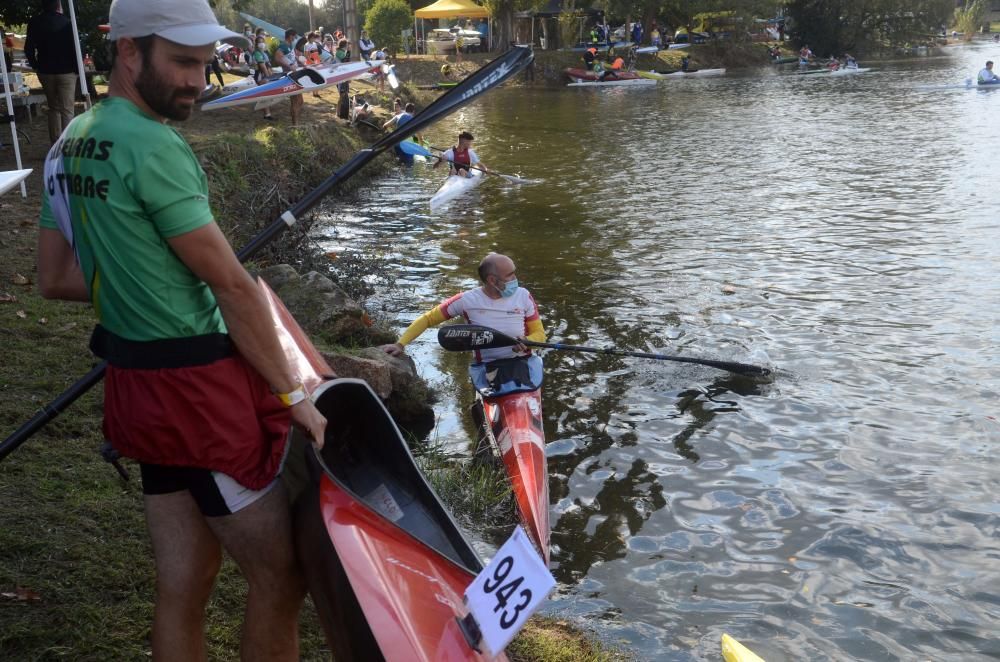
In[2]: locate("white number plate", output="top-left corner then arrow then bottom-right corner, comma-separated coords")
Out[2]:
464,526 -> 556,657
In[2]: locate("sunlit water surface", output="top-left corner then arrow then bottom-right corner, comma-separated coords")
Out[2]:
313,45 -> 1000,661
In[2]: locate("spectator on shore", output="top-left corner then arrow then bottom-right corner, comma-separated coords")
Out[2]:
335,39 -> 350,119
358,30 -> 374,60
631,20 -> 643,46
274,29 -> 303,124
24,0 -> 79,143
252,39 -> 274,120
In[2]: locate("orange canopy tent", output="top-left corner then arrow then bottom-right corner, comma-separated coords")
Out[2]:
413,0 -> 490,53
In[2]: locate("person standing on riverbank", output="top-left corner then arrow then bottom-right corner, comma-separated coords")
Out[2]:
24,0 -> 78,144
275,28 -> 304,124
35,0 -> 327,657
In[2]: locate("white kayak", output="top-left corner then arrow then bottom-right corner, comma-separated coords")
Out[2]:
829,66 -> 871,75
430,169 -> 483,210
567,78 -> 656,87
201,61 -> 378,111
660,67 -> 726,78
0,169 -> 32,196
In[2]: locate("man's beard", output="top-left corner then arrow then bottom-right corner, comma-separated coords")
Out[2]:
135,58 -> 201,122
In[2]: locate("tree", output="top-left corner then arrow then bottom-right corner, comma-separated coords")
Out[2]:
787,0 -> 953,55
954,0 -> 988,38
365,0 -> 412,54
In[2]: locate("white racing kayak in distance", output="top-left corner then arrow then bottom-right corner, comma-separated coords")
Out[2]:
430,169 -> 483,211
0,169 -> 32,196
568,78 -> 656,87
201,61 -> 378,111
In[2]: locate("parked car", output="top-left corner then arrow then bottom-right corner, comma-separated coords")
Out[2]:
425,27 -> 481,54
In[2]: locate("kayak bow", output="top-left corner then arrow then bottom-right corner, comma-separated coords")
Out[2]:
202,61 -> 379,110
430,169 -> 484,210
472,387 -> 550,563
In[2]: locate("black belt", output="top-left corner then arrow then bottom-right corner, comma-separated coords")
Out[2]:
90,325 -> 234,370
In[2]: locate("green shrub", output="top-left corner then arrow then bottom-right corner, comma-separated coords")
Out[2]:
365,0 -> 414,55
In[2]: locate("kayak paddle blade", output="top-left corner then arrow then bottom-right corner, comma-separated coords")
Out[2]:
437,325 -> 519,352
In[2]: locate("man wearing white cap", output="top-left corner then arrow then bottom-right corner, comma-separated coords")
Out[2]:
34,0 -> 327,658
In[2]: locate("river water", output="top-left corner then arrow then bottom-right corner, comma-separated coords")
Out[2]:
314,45 -> 999,661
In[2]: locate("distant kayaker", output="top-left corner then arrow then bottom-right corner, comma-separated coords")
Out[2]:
681,54 -> 691,72
845,53 -> 858,69
978,60 -> 999,84
799,44 -> 813,64
583,46 -> 597,70
380,253 -> 547,367
35,0 -> 326,657
433,130 -> 486,178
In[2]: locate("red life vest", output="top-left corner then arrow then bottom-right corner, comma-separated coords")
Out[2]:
452,146 -> 471,168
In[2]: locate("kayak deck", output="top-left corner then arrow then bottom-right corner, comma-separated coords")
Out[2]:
430,168 -> 483,211
475,388 -> 550,563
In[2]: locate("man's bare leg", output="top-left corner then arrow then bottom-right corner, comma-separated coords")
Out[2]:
145,491 -> 223,662
207,482 -> 305,662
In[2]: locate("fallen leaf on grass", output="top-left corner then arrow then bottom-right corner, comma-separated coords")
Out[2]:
16,310 -> 27,319
57,322 -> 77,333
18,219 -> 33,227
0,292 -> 16,303
38,317 -> 48,325
325,251 -> 338,260
1,587 -> 42,602
11,273 -> 30,286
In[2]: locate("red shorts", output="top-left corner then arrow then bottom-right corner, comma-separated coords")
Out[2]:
94,327 -> 291,491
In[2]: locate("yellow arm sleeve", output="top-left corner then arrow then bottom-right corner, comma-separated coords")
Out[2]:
524,318 -> 547,344
397,305 -> 450,346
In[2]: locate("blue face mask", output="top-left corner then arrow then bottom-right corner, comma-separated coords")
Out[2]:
499,278 -> 518,298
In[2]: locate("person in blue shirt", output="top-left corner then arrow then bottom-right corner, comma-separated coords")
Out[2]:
631,21 -> 643,46
384,99 -> 419,164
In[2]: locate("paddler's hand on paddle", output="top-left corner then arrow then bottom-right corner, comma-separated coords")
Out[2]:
513,338 -> 529,355
380,342 -> 405,357
292,399 -> 327,450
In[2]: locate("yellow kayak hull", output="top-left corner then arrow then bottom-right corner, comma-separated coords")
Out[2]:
721,633 -> 766,662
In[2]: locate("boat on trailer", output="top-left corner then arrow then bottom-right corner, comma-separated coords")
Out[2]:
260,281 -> 501,661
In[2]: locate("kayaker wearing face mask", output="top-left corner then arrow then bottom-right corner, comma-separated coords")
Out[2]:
381,252 -> 546,363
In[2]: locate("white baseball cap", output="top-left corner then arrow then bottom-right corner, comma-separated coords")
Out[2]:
109,0 -> 247,47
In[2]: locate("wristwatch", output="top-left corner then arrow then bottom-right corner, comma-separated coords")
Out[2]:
275,383 -> 308,407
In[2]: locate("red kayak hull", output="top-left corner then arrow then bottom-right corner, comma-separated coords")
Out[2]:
479,389 -> 550,563
261,279 -> 502,661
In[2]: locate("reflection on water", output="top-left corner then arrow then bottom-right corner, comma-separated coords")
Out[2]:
314,46 -> 1000,660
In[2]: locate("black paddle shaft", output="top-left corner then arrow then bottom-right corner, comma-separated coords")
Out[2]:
0,49 -> 535,464
521,340 -> 771,376
436,324 -> 771,377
